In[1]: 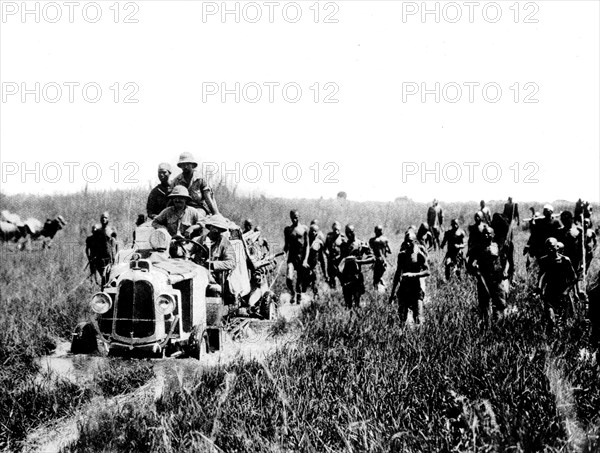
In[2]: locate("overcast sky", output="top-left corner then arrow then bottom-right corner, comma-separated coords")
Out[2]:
1,0 -> 598,203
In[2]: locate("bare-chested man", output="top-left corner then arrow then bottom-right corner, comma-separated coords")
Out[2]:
427,199 -> 443,250
90,212 -> 118,287
574,199 -> 593,226
310,219 -> 326,242
469,225 -> 510,325
416,223 -> 434,255
538,237 -> 578,333
503,196 -> 520,226
324,221 -> 346,289
441,219 -> 466,281
283,210 -> 309,304
369,225 -> 392,291
524,204 -> 561,271
557,211 -> 585,299
339,225 -> 374,309
466,211 -> 485,273
307,224 -> 328,296
389,231 -> 430,325
479,200 -> 492,225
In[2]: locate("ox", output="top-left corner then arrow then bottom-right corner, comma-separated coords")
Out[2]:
0,210 -> 27,245
23,216 -> 67,249
0,211 -> 66,249
0,221 -> 26,242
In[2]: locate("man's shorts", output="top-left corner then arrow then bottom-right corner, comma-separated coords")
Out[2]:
397,283 -> 424,304
286,260 -> 304,279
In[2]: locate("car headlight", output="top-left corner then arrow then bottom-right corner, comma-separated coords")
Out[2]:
90,292 -> 112,314
157,294 -> 176,315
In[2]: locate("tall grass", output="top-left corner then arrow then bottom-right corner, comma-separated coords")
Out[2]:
66,237 -> 599,452
1,188 -> 597,452
65,273 -> 584,452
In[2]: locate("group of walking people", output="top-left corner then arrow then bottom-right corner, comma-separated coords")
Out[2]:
282,197 -> 599,346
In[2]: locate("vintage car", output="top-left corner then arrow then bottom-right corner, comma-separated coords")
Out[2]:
71,219 -> 279,359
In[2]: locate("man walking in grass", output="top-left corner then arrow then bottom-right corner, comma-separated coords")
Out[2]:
306,223 -> 329,297
426,199 -> 443,250
468,225 -> 510,325
416,223 -> 434,255
441,219 -> 466,281
557,211 -> 585,300
389,231 -> 430,325
89,212 -> 118,287
339,225 -> 374,309
503,196 -> 520,226
369,225 -> 392,292
85,224 -> 99,284
466,212 -> 484,274
324,221 -> 346,289
479,200 -> 492,225
284,210 -> 310,304
538,237 -> 578,334
524,204 -> 561,266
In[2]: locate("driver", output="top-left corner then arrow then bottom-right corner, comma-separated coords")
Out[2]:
152,186 -> 203,257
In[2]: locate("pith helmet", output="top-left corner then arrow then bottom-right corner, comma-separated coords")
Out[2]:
204,214 -> 230,231
177,152 -> 198,168
168,186 -> 192,200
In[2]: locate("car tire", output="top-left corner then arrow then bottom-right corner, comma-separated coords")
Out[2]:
71,322 -> 98,354
206,327 -> 222,352
260,291 -> 278,320
188,325 -> 207,360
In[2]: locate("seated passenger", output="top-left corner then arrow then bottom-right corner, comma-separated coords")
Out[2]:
193,214 -> 236,280
152,186 -> 204,238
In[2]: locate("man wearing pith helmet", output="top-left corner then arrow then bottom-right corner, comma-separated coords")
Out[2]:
152,186 -> 203,239
198,214 -> 236,275
170,152 -> 219,216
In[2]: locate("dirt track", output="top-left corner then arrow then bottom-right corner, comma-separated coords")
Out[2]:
24,301 -> 304,453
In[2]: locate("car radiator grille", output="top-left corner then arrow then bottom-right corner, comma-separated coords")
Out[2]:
114,280 -> 155,338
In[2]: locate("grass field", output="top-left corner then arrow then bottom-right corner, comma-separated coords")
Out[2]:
0,188 -> 598,452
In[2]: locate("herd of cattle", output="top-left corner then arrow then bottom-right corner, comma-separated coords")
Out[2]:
0,210 -> 66,249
